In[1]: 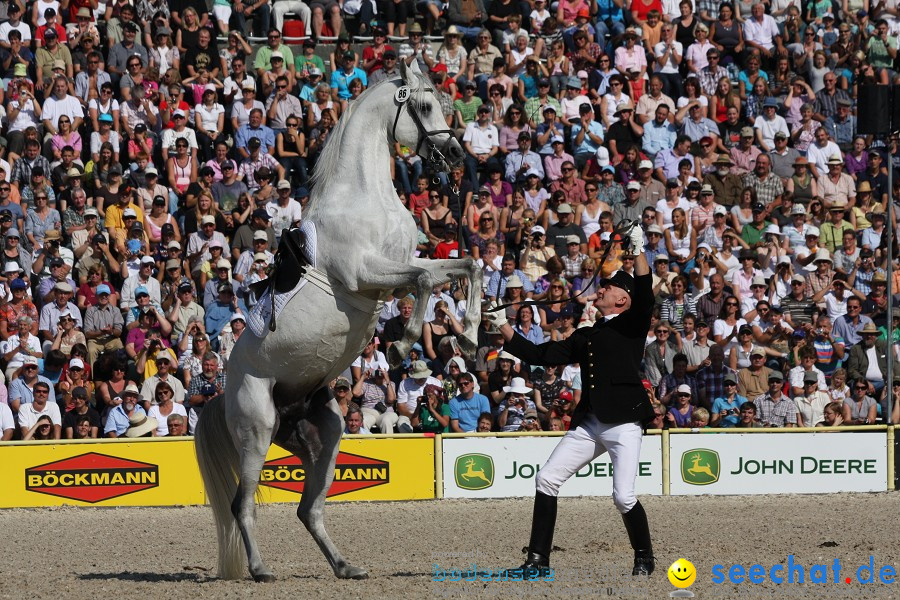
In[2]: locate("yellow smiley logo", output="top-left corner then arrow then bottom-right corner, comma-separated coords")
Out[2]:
667,558 -> 696,588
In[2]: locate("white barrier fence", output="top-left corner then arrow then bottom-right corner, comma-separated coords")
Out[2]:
439,429 -> 893,499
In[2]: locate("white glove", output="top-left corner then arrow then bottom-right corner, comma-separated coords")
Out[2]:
485,302 -> 509,330
629,222 -> 645,254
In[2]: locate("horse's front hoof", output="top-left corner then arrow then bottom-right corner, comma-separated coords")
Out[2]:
253,573 -> 277,583
386,343 -> 406,369
457,335 -> 477,360
336,565 -> 369,580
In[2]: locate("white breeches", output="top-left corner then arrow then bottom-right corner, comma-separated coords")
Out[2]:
535,414 -> 643,513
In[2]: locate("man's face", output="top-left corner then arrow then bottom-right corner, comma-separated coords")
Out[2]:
268,30 -> 281,48
203,358 -> 218,376
168,419 -> 185,435
25,144 -> 39,160
649,79 -> 662,96
816,129 -> 829,146
32,385 -> 48,404
847,301 -> 862,319
477,109 -> 490,123
501,259 -> 516,276
249,111 -> 262,128
54,78 -> 67,97
346,412 -> 363,433
655,106 -> 668,123
752,3 -> 764,18
755,157 -> 770,176
157,357 -> 170,373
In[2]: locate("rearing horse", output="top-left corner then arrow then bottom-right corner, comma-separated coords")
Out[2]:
195,60 -> 481,582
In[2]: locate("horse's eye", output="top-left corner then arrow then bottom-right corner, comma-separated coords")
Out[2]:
417,103 -> 432,116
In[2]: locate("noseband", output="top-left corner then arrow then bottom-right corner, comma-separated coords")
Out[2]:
391,83 -> 459,171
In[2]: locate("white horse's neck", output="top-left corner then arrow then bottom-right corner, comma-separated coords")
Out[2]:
308,86 -> 400,215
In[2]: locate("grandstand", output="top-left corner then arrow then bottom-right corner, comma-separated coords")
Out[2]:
0,0 -> 897,447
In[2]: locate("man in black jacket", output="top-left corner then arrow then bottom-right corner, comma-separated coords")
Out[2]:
489,222 -> 655,578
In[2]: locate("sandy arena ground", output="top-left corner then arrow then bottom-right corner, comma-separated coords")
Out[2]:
4,494 -> 900,600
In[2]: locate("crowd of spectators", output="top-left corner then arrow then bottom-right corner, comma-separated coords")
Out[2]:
1,0 -> 900,442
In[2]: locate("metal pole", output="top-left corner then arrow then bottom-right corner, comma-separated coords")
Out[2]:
886,130 -> 894,424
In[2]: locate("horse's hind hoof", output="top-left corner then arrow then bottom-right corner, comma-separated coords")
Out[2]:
336,565 -> 369,580
253,573 -> 277,583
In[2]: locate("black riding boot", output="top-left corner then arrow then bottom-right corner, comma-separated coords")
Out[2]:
621,501 -> 654,576
509,492 -> 557,580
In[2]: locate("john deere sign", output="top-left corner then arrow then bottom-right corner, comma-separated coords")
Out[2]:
442,436 -> 663,498
669,433 -> 887,495
455,454 -> 494,490
680,449 -> 720,485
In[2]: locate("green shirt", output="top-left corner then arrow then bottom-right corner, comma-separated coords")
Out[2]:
453,97 -> 483,126
420,403 -> 451,434
867,36 -> 897,69
254,44 -> 295,72
740,220 -> 771,246
523,97 -> 561,127
295,54 -> 325,75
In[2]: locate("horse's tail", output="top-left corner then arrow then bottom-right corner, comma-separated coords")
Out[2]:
195,395 -> 244,580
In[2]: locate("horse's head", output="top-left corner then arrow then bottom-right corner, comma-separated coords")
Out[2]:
391,59 -> 464,171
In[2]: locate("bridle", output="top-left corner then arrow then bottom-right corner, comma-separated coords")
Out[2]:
390,81 -> 459,172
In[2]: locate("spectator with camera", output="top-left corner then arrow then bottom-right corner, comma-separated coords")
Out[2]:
352,363 -> 402,434
416,383 -> 451,433
186,352 -> 226,433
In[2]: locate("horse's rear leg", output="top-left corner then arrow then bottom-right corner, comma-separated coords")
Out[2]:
227,375 -> 278,583
288,391 -> 368,579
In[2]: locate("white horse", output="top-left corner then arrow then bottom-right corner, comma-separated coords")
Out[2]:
194,60 -> 482,583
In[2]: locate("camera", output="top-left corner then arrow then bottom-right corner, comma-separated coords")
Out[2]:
374,369 -> 383,378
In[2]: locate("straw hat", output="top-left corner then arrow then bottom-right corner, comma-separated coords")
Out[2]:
125,413 -> 158,438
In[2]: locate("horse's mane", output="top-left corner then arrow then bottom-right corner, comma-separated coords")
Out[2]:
309,69 -> 434,203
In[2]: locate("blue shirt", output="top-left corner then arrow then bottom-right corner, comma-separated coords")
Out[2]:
449,393 -> 491,432
205,301 -> 235,347
104,404 -> 146,436
9,376 -> 56,406
235,124 -> 276,154
832,314 -> 873,348
570,121 -> 605,156
487,269 -> 535,299
330,67 -> 367,100
711,394 -> 747,427
642,119 -> 677,158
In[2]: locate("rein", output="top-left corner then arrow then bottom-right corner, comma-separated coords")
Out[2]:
486,219 -> 641,314
390,83 -> 458,175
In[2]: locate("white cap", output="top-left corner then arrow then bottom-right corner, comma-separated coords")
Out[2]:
638,160 -> 654,170
626,181 -> 641,191
201,215 -> 216,225
697,242 -> 712,252
676,384 -> 692,395
713,205 -> 727,216
805,226 -> 820,238
531,225 -> 546,235
751,276 -> 767,287
69,357 -> 85,369
791,204 -> 806,215
140,255 -> 155,264
3,261 -> 20,273
123,208 -> 137,218
764,224 -> 781,235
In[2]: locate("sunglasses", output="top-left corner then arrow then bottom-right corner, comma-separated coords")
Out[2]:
724,382 -> 736,386
855,386 -> 869,390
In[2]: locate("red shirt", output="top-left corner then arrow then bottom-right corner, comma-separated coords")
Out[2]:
362,44 -> 394,75
433,241 -> 459,259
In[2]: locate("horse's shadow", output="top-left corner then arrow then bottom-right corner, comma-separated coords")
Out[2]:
78,570 -> 432,583
77,570 -> 213,584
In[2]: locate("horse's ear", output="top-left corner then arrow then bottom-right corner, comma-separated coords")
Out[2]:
399,57 -> 418,85
407,57 -> 423,77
